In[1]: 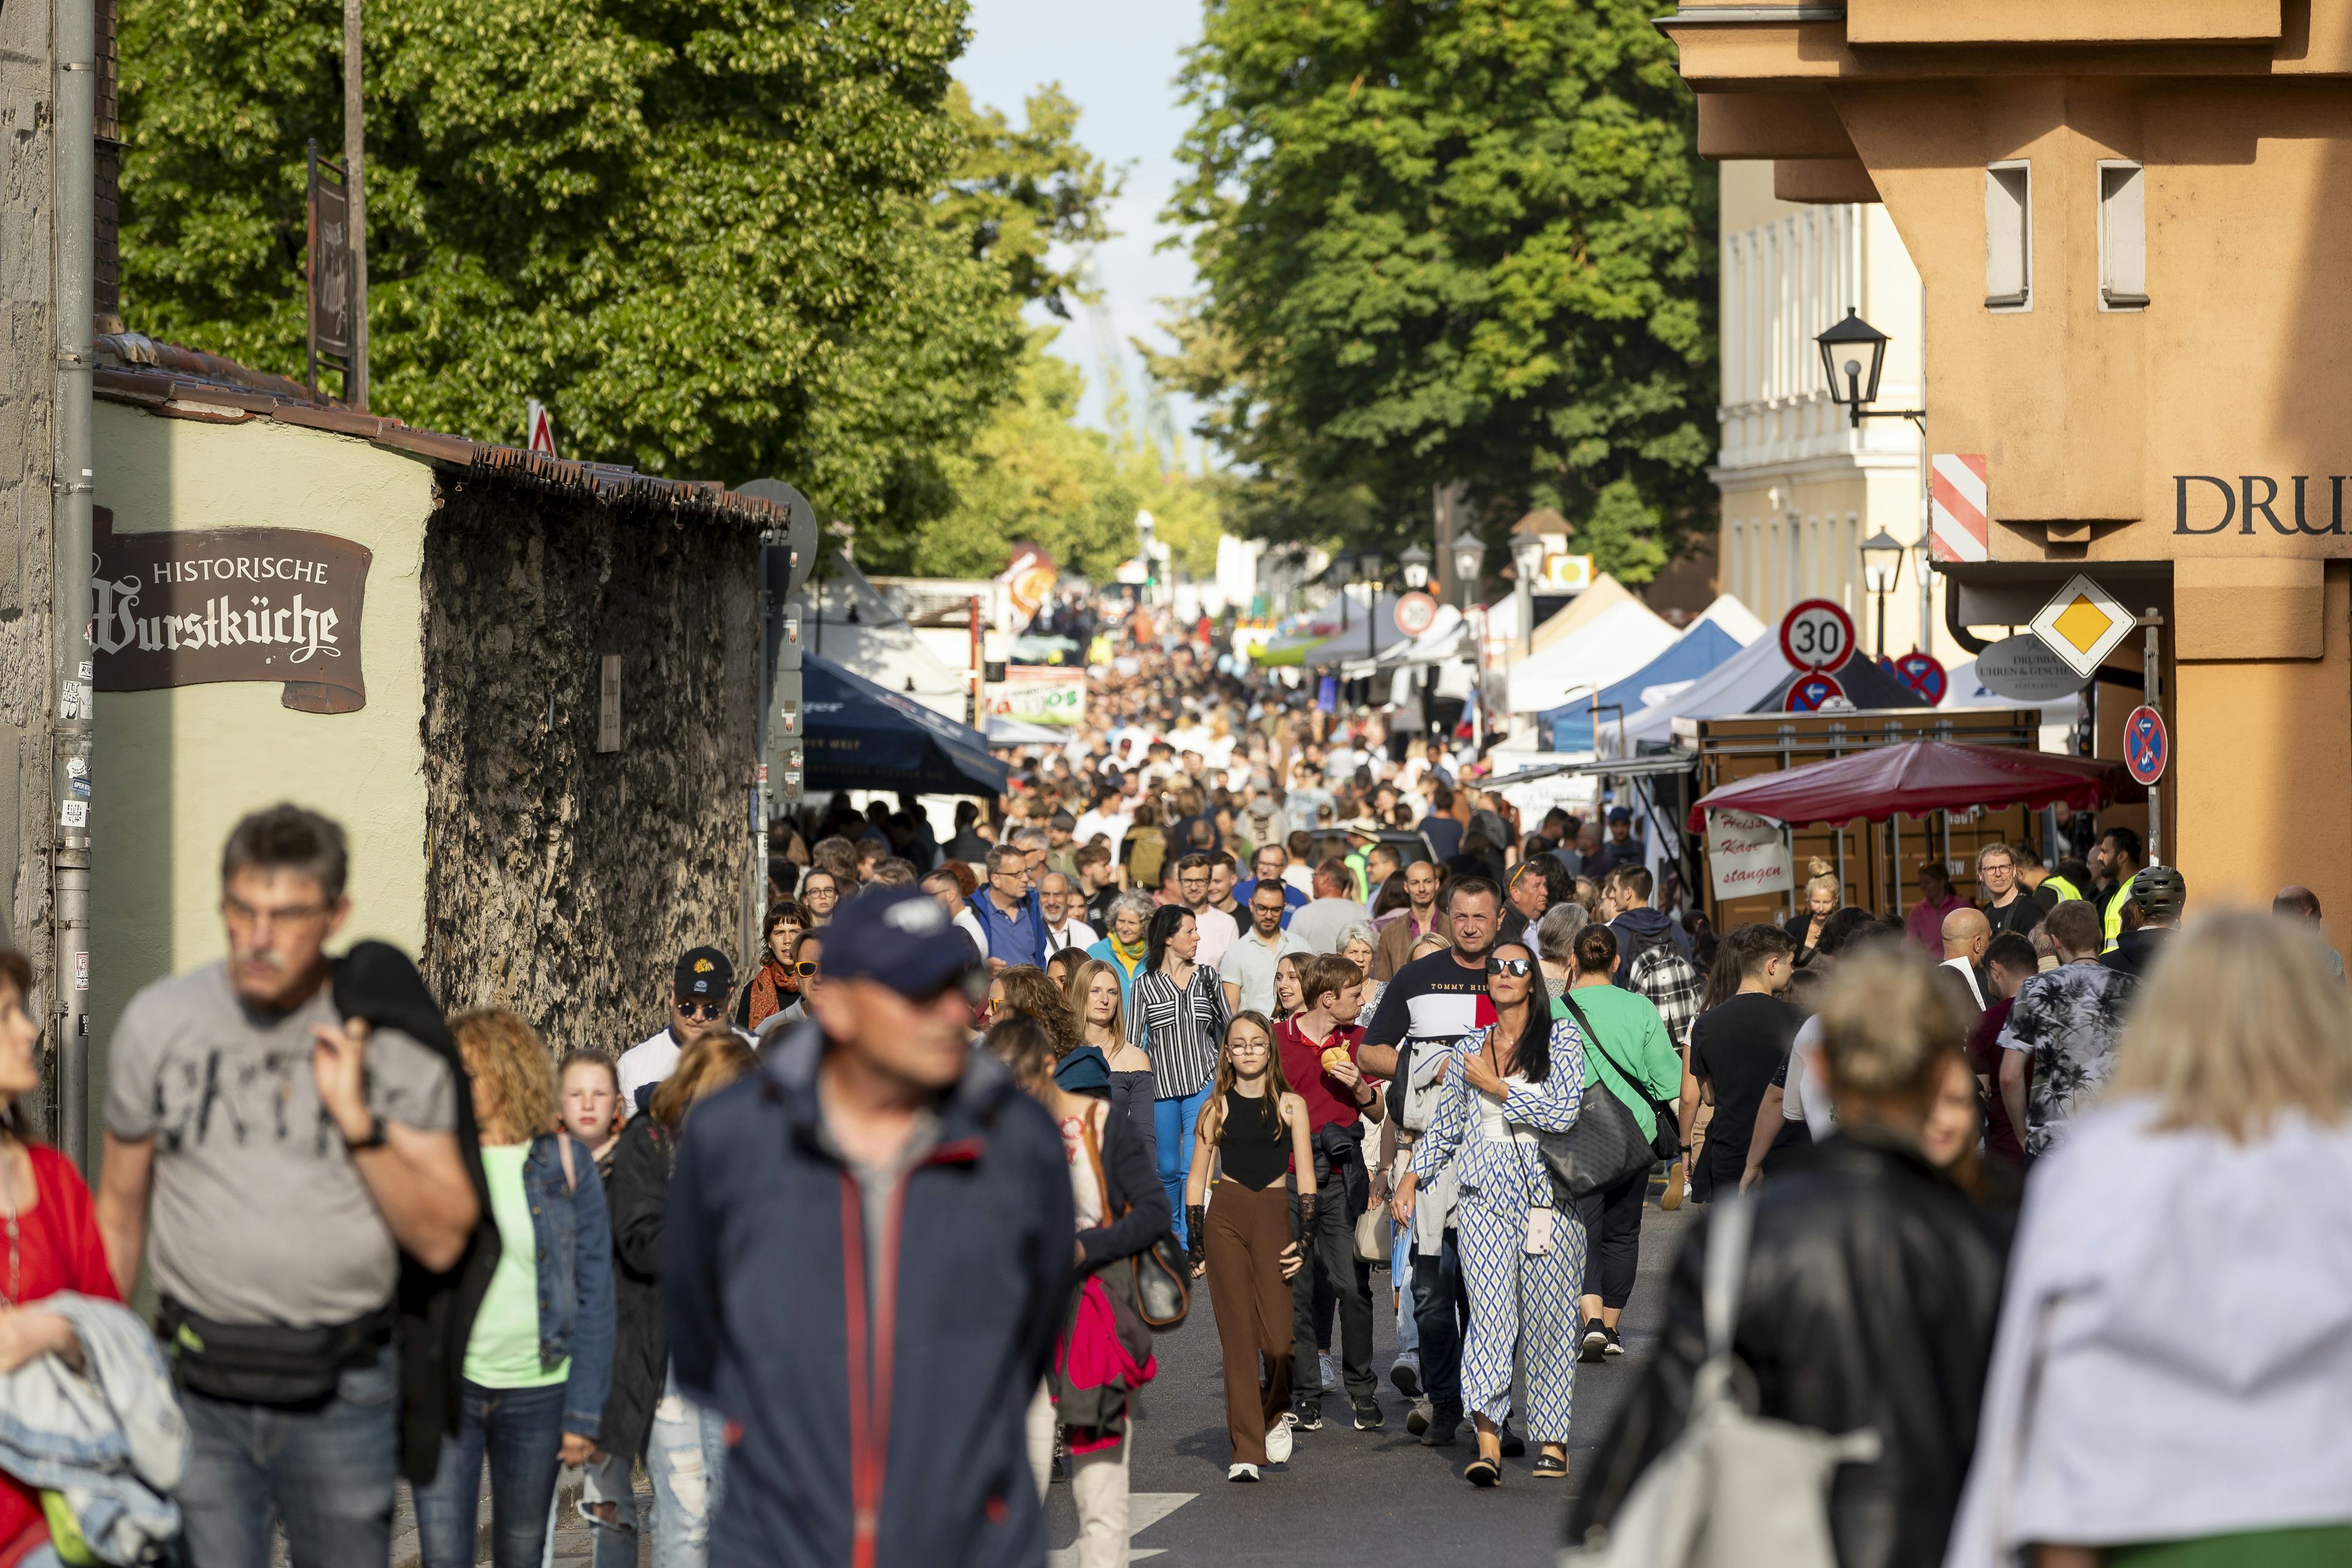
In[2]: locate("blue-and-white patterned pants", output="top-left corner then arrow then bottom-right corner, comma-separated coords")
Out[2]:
1453,1191 -> 1588,1442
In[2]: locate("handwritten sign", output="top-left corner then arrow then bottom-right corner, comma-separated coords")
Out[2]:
1705,807 -> 1792,901
984,666 -> 1085,726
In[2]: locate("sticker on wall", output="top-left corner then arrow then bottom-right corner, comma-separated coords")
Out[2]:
59,800 -> 86,827
89,508 -> 372,714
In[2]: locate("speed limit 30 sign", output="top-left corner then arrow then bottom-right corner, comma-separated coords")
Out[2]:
1779,599 -> 1858,673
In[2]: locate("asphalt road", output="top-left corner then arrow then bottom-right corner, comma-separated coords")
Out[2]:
1044,1193 -> 1698,1567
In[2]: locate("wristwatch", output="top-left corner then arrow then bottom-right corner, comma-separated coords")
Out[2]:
345,1114 -> 388,1151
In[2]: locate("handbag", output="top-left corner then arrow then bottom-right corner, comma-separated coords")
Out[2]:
1077,1112 -> 1190,1330
1562,1195 -> 1880,1567
1560,987 -> 1681,1164
1536,1077 -> 1654,1202
1353,1202 -> 1389,1263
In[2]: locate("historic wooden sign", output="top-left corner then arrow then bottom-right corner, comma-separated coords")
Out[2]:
91,508 -> 372,713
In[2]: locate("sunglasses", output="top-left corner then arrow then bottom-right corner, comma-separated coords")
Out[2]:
1485,956 -> 1532,978
677,998 -> 724,1020
793,960 -> 820,978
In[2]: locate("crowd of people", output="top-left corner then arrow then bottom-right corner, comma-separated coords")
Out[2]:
0,627 -> 2347,1568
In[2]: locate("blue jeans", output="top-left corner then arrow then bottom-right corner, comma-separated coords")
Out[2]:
1155,1084 -> 1215,1246
412,1381 -> 568,1568
647,1368 -> 727,1568
176,1346 -> 401,1568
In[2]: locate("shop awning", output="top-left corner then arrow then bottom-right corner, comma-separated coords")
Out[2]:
1685,741 -> 2131,832
804,653 -> 1009,797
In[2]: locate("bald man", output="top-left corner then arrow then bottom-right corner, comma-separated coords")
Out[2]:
1935,905 -> 1991,1031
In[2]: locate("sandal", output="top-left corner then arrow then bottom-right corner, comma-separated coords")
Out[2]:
1532,1453 -> 1568,1480
1463,1455 -> 1501,1487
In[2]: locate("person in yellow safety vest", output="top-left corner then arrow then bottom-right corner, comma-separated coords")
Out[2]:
2092,825 -> 2145,954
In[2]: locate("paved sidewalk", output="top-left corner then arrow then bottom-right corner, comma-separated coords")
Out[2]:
385,1469 -> 655,1567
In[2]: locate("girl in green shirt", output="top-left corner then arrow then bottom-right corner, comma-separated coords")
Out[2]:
1551,923 -> 1683,1363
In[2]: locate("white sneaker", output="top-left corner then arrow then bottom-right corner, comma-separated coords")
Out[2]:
1265,1413 -> 1294,1465
1227,1462 -> 1261,1482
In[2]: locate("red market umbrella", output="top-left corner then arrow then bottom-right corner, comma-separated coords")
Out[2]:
1686,740 -> 2135,832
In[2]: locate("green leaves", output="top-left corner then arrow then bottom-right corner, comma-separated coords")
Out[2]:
1163,0 -> 1716,582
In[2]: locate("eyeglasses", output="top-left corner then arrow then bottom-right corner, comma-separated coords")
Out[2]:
1485,956 -> 1532,978
677,998 -> 724,1020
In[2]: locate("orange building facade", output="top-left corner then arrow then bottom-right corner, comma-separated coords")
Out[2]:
1664,0 -> 2352,935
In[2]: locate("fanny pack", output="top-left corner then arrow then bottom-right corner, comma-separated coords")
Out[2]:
157,1295 -> 393,1408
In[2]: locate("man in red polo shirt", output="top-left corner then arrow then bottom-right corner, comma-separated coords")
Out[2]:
1275,953 -> 1385,1431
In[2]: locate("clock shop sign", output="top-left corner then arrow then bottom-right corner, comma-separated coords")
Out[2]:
91,508 -> 372,714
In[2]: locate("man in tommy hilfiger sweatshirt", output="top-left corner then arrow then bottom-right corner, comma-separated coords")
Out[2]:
665,886 -> 1073,1568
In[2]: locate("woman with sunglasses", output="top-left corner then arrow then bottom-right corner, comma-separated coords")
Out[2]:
1393,940 -> 1586,1486
1182,1013 -> 1311,1482
799,870 -> 842,928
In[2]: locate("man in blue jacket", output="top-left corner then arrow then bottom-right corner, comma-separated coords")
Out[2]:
966,844 -> 1049,971
664,886 -> 1074,1568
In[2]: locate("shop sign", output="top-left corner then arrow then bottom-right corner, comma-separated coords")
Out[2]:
1705,808 -> 1792,900
90,508 -> 371,714
984,666 -> 1085,726
1975,633 -> 2090,703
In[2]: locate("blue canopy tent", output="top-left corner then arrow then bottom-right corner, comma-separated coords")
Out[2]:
1541,620 -> 1744,752
803,653 -> 1009,797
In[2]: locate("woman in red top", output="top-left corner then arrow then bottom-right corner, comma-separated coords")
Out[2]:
0,943 -> 121,1568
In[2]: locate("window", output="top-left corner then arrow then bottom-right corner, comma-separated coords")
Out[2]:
1985,162 -> 2031,309
2100,162 -> 2148,309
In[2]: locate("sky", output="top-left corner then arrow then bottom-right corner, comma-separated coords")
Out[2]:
954,0 -> 1204,442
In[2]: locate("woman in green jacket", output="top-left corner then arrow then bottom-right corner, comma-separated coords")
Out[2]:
1551,922 -> 1685,1362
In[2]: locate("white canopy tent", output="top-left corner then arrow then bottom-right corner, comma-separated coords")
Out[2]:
1505,596 -> 1679,714
1340,602 -> 1466,677
807,554 -> 973,720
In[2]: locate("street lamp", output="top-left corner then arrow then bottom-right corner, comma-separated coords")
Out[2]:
1816,309 -> 1925,429
1510,530 -> 1545,654
1357,548 -> 1382,658
1860,527 -> 1905,657
1399,543 -> 1432,590
1450,531 -> 1486,609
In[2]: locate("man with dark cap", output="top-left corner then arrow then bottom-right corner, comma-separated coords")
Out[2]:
617,945 -> 752,1110
665,886 -> 1073,1568
2101,864 -> 2187,981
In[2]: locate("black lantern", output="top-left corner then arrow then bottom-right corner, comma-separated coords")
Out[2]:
1399,543 -> 1432,590
1359,547 -> 1384,584
1451,530 -> 1487,592
1860,527 -> 1905,657
1815,309 -> 1923,429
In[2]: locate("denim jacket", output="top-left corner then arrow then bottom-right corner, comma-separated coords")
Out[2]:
521,1133 -> 616,1439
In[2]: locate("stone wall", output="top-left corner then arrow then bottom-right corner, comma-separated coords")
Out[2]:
419,479 -> 758,1058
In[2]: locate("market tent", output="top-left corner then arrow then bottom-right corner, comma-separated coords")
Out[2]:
1686,740 -> 2130,831
1746,654 -> 1930,714
1528,573 -> 1638,654
806,552 -> 972,720
1540,608 -> 1754,752
1689,593 -> 1767,645
1506,596 -> 1679,714
804,653 -> 1010,797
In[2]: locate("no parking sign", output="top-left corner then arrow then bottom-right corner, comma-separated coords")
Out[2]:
2124,705 -> 2168,785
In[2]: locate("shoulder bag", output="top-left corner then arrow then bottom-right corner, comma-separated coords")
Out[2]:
1536,994 -> 1660,1202
1077,1109 -> 1189,1330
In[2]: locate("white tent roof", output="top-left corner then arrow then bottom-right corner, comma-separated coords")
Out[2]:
1605,633 -> 1793,755
1688,593 -> 1766,645
809,553 -> 972,720
1529,574 -> 1637,654
1505,597 -> 1679,714
1343,603 -> 1466,676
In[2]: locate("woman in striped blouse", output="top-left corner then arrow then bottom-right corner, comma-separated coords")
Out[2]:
1131,903 -> 1233,1246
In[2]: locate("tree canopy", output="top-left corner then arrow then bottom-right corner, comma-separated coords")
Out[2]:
118,0 -> 1147,573
1161,0 -> 1714,582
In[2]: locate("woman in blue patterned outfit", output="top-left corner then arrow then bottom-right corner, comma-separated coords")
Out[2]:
1394,939 -> 1586,1486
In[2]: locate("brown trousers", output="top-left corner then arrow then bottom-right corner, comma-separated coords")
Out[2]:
1203,1177 -> 1295,1465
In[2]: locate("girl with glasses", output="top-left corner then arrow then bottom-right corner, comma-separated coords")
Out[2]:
799,870 -> 840,927
1183,1014 -> 1311,1482
1393,940 -> 1586,1486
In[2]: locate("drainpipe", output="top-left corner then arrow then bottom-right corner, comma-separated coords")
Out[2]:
53,0 -> 97,1166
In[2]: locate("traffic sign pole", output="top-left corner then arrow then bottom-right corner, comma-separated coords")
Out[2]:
2141,609 -> 2165,866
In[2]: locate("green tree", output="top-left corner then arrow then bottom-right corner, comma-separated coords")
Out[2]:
1161,0 -> 1714,582
119,0 -> 1114,559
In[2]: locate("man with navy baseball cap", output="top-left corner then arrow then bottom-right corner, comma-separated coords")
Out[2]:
617,944 -> 753,1110
664,886 -> 1074,1568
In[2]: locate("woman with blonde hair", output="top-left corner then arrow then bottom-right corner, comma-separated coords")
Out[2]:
1574,946 -> 2003,1564
1947,912 -> 2352,1568
415,1011 -> 614,1568
1072,958 -> 1154,1154
1784,860 -> 1841,967
1183,1012 -> 1312,1482
602,1027 -> 756,1567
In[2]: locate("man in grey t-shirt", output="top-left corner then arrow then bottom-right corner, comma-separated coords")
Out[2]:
96,804 -> 479,1568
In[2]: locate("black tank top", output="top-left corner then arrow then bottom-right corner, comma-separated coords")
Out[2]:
1218,1089 -> 1289,1190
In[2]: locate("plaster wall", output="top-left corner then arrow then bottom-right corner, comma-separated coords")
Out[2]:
88,403 -> 432,1098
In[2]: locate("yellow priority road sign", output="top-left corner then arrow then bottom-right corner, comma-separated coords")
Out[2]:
2028,573 -> 2133,680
